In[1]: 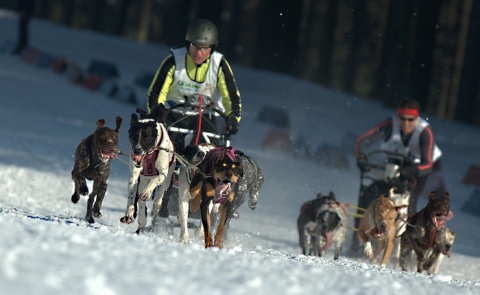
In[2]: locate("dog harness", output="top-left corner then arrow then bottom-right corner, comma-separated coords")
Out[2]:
141,125 -> 175,177
407,211 -> 437,249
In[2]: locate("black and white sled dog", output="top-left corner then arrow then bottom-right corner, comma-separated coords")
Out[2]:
297,192 -> 347,259
297,192 -> 347,260
119,106 -> 176,233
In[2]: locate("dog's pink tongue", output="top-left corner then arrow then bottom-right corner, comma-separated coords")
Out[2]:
444,210 -> 454,221
106,152 -> 117,159
435,210 -> 454,227
131,154 -> 143,163
214,183 -> 231,204
321,232 -> 333,252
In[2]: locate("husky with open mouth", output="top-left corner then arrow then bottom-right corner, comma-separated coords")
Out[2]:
399,191 -> 453,273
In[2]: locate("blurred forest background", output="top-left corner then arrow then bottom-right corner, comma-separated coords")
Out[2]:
3,0 -> 480,127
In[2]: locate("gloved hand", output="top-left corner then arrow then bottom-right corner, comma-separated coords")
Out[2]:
399,165 -> 418,180
226,113 -> 240,135
356,155 -> 369,173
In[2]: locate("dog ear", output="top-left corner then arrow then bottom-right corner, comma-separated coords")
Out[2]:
115,116 -> 122,132
237,161 -> 244,177
443,192 -> 450,201
136,108 -> 149,119
96,119 -> 105,128
150,104 -> 167,123
131,113 -> 138,125
328,191 -> 335,198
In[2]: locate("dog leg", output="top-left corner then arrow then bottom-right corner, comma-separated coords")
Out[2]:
298,222 -> 307,255
121,169 -> 141,224
213,201 -> 233,249
379,237 -> 395,267
370,239 -> 385,264
178,167 -> 191,243
399,235 -> 412,271
200,197 -> 214,248
137,200 -> 148,231
151,182 -> 174,235
391,237 -> 401,269
92,180 -> 107,218
427,253 -> 444,275
248,189 -> 259,210
85,192 -> 96,224
71,157 -> 90,203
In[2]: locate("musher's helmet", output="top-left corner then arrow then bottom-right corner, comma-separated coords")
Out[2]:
185,19 -> 218,46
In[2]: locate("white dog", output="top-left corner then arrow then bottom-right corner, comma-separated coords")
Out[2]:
120,108 -> 176,233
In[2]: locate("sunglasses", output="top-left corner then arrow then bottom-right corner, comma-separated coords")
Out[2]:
190,43 -> 212,52
399,116 -> 417,122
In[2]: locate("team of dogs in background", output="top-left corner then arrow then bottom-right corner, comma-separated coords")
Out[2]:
70,110 -> 454,274
297,185 -> 454,274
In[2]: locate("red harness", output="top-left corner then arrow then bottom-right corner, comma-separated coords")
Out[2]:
140,129 -> 175,177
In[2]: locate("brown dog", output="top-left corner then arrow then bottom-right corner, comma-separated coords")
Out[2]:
399,191 -> 452,273
71,117 -> 122,223
189,146 -> 241,248
357,195 -> 398,267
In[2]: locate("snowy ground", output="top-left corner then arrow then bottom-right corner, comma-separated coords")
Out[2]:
0,9 -> 479,295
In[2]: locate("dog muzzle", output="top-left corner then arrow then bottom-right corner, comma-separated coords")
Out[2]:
214,181 -> 232,204
130,153 -> 145,167
98,148 -> 117,161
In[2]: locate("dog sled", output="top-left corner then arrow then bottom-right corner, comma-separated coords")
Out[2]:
155,94 -> 234,230
166,94 -> 232,149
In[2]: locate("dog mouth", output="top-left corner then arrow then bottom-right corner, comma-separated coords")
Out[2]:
214,180 -> 232,204
443,246 -> 452,257
130,154 -> 144,167
375,227 -> 386,238
98,148 -> 117,160
432,210 -> 454,228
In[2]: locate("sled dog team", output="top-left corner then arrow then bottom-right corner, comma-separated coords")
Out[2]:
70,107 -> 263,249
297,188 -> 454,274
69,110 -> 454,274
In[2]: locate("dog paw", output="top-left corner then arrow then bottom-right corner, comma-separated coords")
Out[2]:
248,199 -> 257,210
120,216 -> 134,224
205,237 -> 215,248
364,243 -> 373,259
85,215 -> 95,224
71,193 -> 80,204
79,185 -> 89,196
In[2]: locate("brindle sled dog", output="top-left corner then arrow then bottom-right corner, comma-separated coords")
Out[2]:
71,116 -> 122,223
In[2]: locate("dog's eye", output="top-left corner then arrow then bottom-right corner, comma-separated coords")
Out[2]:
231,164 -> 236,169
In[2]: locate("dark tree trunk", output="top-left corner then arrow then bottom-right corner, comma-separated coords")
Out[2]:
455,0 -> 480,124
406,0 -> 441,108
374,0 -> 415,107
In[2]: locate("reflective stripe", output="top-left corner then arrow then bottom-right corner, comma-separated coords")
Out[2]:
380,116 -> 441,162
167,48 -> 225,112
